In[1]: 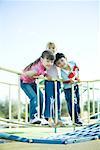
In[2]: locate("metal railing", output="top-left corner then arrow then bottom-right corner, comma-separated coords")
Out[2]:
0,66 -> 100,128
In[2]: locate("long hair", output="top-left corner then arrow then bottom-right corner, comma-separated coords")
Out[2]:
24,50 -> 54,71
24,58 -> 40,71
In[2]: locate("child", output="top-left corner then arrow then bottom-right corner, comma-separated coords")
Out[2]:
54,53 -> 82,125
44,42 -> 62,126
20,50 -> 54,124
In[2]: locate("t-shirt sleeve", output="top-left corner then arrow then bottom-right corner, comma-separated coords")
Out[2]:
31,65 -> 39,75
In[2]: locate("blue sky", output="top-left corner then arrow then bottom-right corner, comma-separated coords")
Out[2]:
0,0 -> 99,80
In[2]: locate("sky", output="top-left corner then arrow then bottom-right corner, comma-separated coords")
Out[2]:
0,0 -> 100,81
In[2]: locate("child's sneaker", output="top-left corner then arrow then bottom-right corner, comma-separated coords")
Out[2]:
30,118 -> 41,124
75,120 -> 83,126
40,118 -> 49,125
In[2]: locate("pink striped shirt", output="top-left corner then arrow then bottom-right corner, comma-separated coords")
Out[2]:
20,61 -> 47,83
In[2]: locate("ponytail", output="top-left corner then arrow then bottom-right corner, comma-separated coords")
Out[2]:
24,57 -> 40,71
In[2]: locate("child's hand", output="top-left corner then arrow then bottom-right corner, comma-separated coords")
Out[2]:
75,77 -> 80,83
46,76 -> 52,81
70,78 -> 74,83
38,75 -> 45,79
77,78 -> 80,82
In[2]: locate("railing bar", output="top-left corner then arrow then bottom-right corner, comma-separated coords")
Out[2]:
0,81 -> 18,86
18,75 -> 21,122
87,82 -> 90,123
0,66 -> 21,75
36,79 -> 40,118
92,83 -> 95,115
80,84 -> 83,118
54,81 -> 58,124
25,96 -> 29,123
8,85 -> 11,121
72,84 -> 75,130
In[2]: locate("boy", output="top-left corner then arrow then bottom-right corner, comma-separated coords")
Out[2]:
54,53 -> 82,125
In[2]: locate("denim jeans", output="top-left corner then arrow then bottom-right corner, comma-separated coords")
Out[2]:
64,85 -> 80,122
44,80 -> 61,119
20,80 -> 43,120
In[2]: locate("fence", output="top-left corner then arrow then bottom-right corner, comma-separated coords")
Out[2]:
0,66 -> 100,127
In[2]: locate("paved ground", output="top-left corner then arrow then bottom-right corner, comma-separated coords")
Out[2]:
0,140 -> 100,150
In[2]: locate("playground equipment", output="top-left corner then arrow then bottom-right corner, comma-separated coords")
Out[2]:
0,66 -> 100,130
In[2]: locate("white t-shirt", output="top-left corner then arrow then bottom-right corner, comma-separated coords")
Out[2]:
47,64 -> 61,78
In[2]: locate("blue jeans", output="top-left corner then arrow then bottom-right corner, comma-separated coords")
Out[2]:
64,85 -> 80,122
20,80 -> 43,120
44,80 -> 61,119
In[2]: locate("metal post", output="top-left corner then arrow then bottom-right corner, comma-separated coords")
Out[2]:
36,79 -> 40,118
25,96 -> 28,123
42,88 -> 45,118
80,83 -> 83,118
87,81 -> 90,123
18,75 -> 21,122
8,84 -> 11,122
97,97 -> 100,118
92,82 -> 95,115
72,84 -> 75,130
54,81 -> 58,133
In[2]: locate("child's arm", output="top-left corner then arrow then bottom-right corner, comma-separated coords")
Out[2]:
44,74 -> 52,81
22,70 -> 44,79
22,70 -> 37,77
68,62 -> 80,82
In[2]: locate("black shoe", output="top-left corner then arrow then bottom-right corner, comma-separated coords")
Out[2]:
75,120 -> 83,126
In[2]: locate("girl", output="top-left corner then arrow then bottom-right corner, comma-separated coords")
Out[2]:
54,53 -> 82,125
44,42 -> 62,126
20,50 -> 54,124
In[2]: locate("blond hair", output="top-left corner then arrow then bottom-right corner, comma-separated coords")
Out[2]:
46,42 -> 56,50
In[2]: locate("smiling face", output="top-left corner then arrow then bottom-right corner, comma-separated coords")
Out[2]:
41,57 -> 54,70
55,57 -> 68,69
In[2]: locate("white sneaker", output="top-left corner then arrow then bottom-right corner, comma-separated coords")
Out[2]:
41,118 -> 49,125
30,118 -> 41,124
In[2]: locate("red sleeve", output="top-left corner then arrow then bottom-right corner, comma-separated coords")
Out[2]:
68,72 -> 75,78
73,65 -> 79,71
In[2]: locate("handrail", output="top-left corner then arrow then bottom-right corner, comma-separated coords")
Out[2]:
0,81 -> 18,86
0,66 -> 21,75
0,66 -> 100,82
